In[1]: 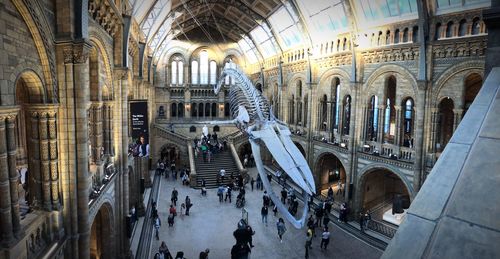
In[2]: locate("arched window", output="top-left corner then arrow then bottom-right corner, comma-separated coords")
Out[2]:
289,94 -> 295,124
171,103 -> 177,117
386,31 -> 391,45
178,61 -> 183,84
472,18 -> 480,35
198,103 -> 204,117
200,50 -> 209,84
343,38 -> 347,50
435,23 -> 442,40
403,98 -> 414,147
303,95 -> 308,127
412,26 -> 419,43
210,61 -> 217,85
394,29 -> 400,44
320,95 -> 328,131
458,19 -> 467,36
464,73 -> 483,115
403,28 -> 409,42
331,78 -> 341,131
178,103 -> 184,118
446,21 -> 454,38
437,98 -> 454,151
191,102 -> 197,117
366,95 -> 379,141
191,60 -> 199,84
377,31 -> 382,46
224,59 -> 236,85
342,95 -> 351,135
384,76 -> 397,143
205,103 -> 210,117
211,103 -> 217,117
171,61 -> 177,84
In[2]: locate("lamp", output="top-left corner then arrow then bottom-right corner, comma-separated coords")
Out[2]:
185,104 -> 191,111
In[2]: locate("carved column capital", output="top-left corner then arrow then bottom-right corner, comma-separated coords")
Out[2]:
62,41 -> 92,64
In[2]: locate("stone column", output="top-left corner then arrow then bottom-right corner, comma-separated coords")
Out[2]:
38,111 -> 51,210
394,106 -> 402,147
0,114 -> 13,245
64,42 -> 92,259
47,110 -> 60,210
413,81 -> 427,191
429,108 -> 438,153
377,105 -> 386,143
452,109 -> 463,132
6,114 -> 21,236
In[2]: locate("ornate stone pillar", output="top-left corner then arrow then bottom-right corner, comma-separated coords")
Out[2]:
47,109 -> 59,210
0,113 -> 13,245
429,108 -> 438,153
90,102 -> 103,164
452,109 -> 463,132
6,114 -> 21,236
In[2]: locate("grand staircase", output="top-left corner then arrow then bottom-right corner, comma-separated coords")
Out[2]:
194,148 -> 240,189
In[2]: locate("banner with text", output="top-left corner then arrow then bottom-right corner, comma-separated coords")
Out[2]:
130,101 -> 149,157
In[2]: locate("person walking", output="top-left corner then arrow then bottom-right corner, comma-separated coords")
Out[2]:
199,249 -> 210,259
261,205 -> 268,226
276,218 -> 287,242
217,185 -> 224,203
231,242 -> 251,259
185,196 -> 192,216
250,177 -> 255,191
323,215 -> 330,229
154,216 -> 161,239
159,241 -> 173,259
171,188 -> 178,206
320,227 -> 331,249
315,206 -> 324,227
262,191 -> 270,207
305,229 -> 313,258
219,169 -> 226,183
307,215 -> 316,238
225,185 -> 232,203
281,188 -> 287,204
359,212 -> 365,232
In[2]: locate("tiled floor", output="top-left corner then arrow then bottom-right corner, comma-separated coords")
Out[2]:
149,168 -> 382,259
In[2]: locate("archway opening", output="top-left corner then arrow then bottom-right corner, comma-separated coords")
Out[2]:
315,153 -> 346,201
437,98 -> 454,152
361,169 -> 410,225
90,204 -> 114,259
160,145 -> 181,165
15,70 -> 45,217
463,73 -> 483,115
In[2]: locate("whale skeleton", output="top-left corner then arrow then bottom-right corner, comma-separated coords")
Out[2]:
199,64 -> 316,228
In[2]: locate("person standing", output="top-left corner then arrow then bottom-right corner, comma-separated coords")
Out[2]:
217,185 -> 224,203
262,191 -> 270,207
185,196 -> 192,216
281,188 -> 287,204
225,186 -> 232,203
261,205 -> 268,226
219,169 -> 226,183
250,177 -> 255,191
359,212 -> 365,232
199,249 -> 210,259
171,188 -> 178,206
320,227 -> 330,249
276,218 -> 287,242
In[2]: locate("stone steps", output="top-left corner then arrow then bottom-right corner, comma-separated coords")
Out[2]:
194,150 -> 240,189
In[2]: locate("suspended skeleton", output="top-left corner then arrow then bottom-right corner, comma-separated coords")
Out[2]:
206,64 -> 316,228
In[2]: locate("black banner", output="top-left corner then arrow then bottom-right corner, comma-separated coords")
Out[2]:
130,101 -> 149,157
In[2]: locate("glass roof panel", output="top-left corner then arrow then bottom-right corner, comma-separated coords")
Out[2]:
436,0 -> 490,14
353,0 -> 418,28
297,0 -> 349,42
269,5 -> 304,49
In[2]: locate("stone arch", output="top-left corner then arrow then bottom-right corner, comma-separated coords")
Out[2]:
159,143 -> 182,164
357,163 -> 414,198
10,0 -> 55,102
89,201 -> 116,259
223,48 -> 244,64
161,46 -> 189,67
313,152 -> 348,198
317,68 -> 351,89
287,73 -> 307,91
89,36 -> 114,96
363,64 -> 418,99
432,60 -> 485,107
14,69 -> 47,104
357,166 -> 412,224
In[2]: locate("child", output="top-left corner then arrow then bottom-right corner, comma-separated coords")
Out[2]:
180,203 -> 186,216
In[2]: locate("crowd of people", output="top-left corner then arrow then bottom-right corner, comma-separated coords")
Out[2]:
193,131 -> 228,163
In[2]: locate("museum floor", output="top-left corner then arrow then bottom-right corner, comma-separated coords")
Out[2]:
148,168 -> 382,259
